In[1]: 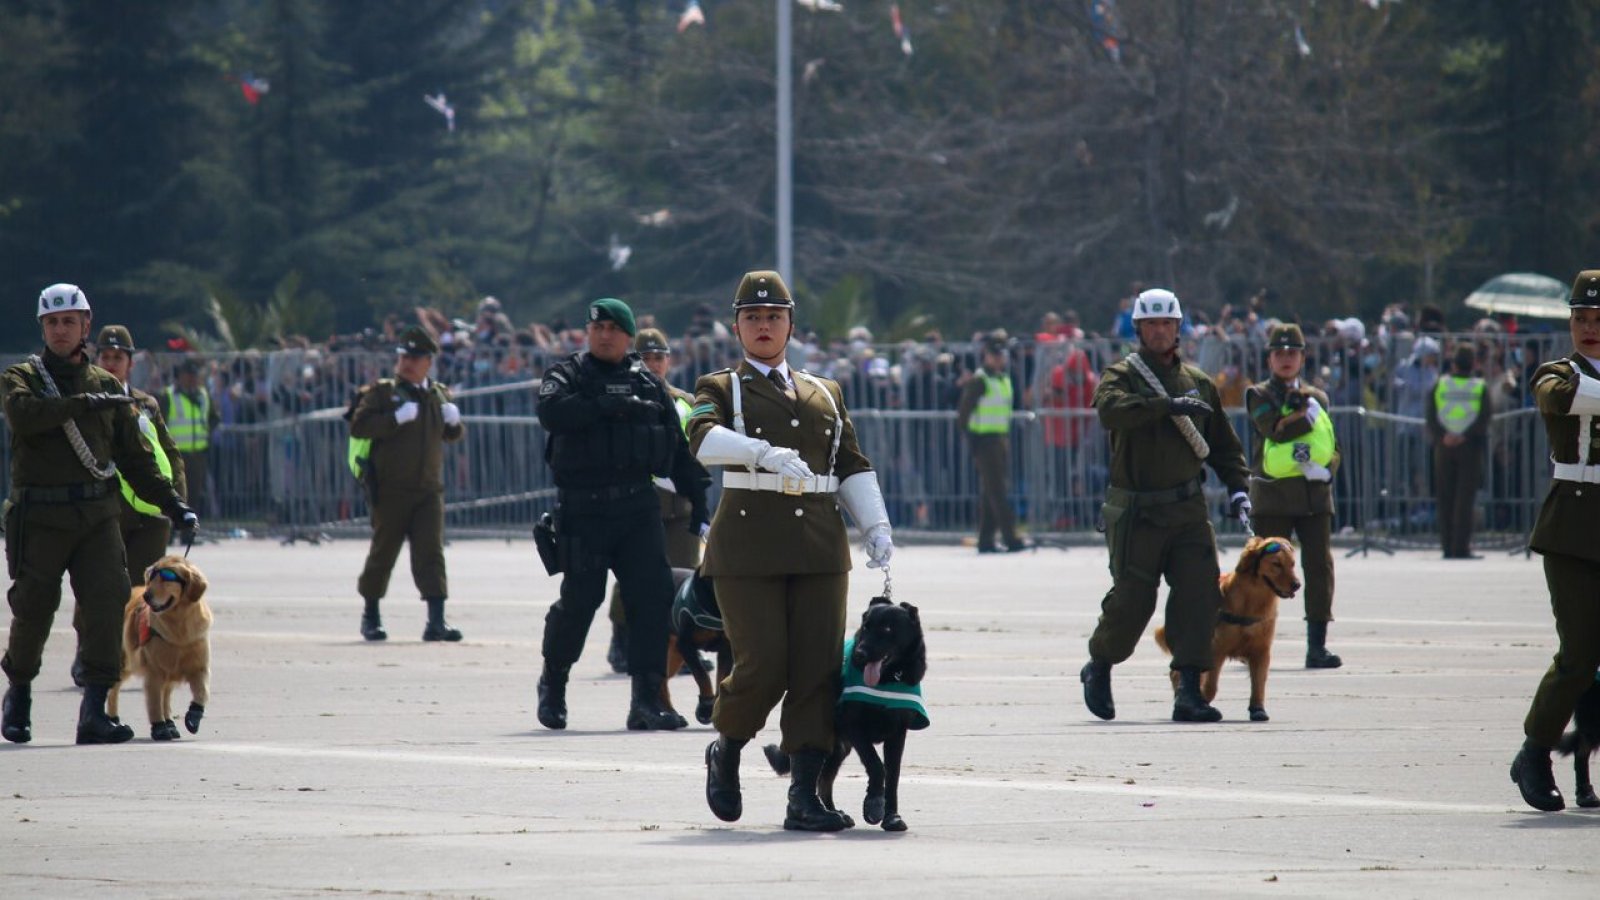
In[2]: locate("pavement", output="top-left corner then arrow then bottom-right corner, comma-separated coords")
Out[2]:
1,539 -> 1595,898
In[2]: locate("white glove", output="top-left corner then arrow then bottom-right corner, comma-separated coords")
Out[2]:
1299,461 -> 1333,482
1303,397 -> 1324,425
698,522 -> 711,540
395,401 -> 419,424
864,524 -> 894,569
760,446 -> 814,481
697,425 -> 772,467
1229,491 -> 1253,522
441,402 -> 461,426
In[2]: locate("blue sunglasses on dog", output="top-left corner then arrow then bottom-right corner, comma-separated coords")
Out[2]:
1260,540 -> 1284,555
152,567 -> 187,585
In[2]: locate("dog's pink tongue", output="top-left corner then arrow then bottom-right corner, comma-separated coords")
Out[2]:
863,659 -> 884,687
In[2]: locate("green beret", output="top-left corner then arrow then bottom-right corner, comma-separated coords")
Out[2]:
732,270 -> 794,310
588,297 -> 636,336
396,326 -> 439,356
635,328 -> 671,354
96,325 -> 136,353
1266,323 -> 1306,350
1570,270 -> 1600,308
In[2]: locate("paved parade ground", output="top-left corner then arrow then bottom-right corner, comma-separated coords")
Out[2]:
2,538 -> 1596,898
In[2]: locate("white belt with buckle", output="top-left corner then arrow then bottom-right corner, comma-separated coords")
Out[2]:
722,471 -> 840,495
1551,461 -> 1600,484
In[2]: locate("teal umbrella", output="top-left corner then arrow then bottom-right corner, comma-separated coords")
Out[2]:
1463,272 -> 1568,319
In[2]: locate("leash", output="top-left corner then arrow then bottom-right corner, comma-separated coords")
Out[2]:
879,563 -> 893,601
1238,510 -> 1255,539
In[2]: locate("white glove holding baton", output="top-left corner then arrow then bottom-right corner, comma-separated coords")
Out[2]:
395,401 -> 419,424
441,402 -> 462,426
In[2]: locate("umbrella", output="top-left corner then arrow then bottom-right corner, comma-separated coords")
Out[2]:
1463,272 -> 1568,319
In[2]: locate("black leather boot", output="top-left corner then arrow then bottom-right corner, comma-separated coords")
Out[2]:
784,749 -> 851,832
537,664 -> 569,730
705,735 -> 746,822
1080,659 -> 1115,720
626,674 -> 687,731
1172,667 -> 1223,723
421,598 -> 462,642
1305,620 -> 1343,669
77,684 -> 135,744
360,597 -> 386,642
606,623 -> 629,674
1510,740 -> 1564,812
2,682 -> 32,744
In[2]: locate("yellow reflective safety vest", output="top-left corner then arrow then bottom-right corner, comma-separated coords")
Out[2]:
968,372 -> 1012,435
165,387 -> 211,452
1262,402 -> 1336,479
120,409 -> 173,517
672,394 -> 692,436
1433,376 -> 1484,436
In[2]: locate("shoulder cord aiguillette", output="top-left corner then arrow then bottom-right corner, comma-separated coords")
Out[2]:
1125,352 -> 1209,460
28,355 -> 117,481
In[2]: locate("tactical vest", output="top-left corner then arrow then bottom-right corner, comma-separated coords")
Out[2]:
165,386 -> 210,451
838,637 -> 929,730
968,372 -> 1012,434
120,406 -> 173,517
1262,399 -> 1335,479
547,361 -> 674,480
1434,376 -> 1484,435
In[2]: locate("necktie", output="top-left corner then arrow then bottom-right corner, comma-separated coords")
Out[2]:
767,368 -> 794,400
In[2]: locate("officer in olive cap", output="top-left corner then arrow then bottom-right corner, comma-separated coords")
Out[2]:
1510,269 -> 1600,811
1244,322 -> 1343,681
3,285 -> 195,746
536,298 -> 709,732
350,325 -> 466,642
159,355 -> 219,525
603,326 -> 710,675
1426,341 -> 1489,559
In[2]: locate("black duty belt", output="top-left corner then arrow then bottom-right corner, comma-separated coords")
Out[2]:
558,481 -> 653,505
15,481 -> 117,504
1104,476 -> 1204,509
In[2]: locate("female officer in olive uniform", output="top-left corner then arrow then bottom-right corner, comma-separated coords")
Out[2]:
1510,269 -> 1600,812
690,270 -> 893,832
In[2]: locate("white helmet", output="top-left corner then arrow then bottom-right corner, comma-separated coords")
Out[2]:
1131,288 -> 1183,321
38,283 -> 91,319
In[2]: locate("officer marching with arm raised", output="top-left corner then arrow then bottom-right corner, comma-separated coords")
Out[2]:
1509,270 -> 1600,812
534,299 -> 710,732
691,270 -> 893,832
65,324 -> 190,686
2,284 -> 196,746
1427,343 -> 1491,559
350,326 -> 466,642
1244,323 -> 1343,668
1080,288 -> 1251,723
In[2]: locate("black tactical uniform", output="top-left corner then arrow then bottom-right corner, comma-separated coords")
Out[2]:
535,299 -> 710,732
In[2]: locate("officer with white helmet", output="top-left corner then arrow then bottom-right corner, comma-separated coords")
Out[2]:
3,284 -> 196,746
1080,287 -> 1251,724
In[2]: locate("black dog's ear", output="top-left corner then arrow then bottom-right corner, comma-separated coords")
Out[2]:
899,638 -> 928,687
900,602 -> 920,621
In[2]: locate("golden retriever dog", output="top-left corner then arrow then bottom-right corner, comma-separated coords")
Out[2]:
1155,536 -> 1300,722
108,556 -> 212,741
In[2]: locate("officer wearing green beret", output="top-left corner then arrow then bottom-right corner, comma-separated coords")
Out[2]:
1244,322 -> 1343,669
62,325 -> 191,688
3,284 -> 195,746
604,327 -> 708,674
159,355 -> 219,522
535,298 -> 710,732
350,326 -> 467,642
1080,288 -> 1250,724
1509,269 -> 1600,811
1427,342 -> 1490,559
956,333 -> 1026,554
692,270 -> 893,832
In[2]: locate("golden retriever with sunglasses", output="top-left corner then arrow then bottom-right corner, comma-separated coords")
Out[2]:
1155,536 -> 1300,722
109,556 -> 212,741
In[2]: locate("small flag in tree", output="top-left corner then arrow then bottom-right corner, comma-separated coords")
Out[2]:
890,3 -> 913,57
238,73 -> 270,105
678,0 -> 705,33
424,93 -> 456,132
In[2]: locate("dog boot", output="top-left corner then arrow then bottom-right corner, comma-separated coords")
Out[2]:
536,664 -> 569,730
184,701 -> 205,735
606,623 -> 629,674
151,719 -> 181,741
783,749 -> 852,832
76,684 -> 135,745
706,735 -> 747,821
360,597 -> 387,642
2,682 -> 32,744
626,674 -> 687,731
1305,620 -> 1343,669
1510,741 -> 1564,812
1080,659 -> 1115,720
421,598 -> 463,642
1172,667 -> 1223,723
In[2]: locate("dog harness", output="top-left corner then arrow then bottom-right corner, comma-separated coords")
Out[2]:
671,571 -> 722,633
838,637 -> 929,730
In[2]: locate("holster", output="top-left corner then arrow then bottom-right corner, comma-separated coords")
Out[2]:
533,511 -> 561,576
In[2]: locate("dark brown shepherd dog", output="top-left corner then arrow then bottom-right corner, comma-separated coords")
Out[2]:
1155,536 -> 1300,722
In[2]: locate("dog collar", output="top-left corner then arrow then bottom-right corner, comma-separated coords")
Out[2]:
1218,610 -> 1263,627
